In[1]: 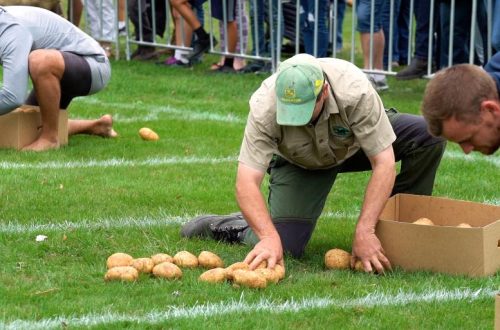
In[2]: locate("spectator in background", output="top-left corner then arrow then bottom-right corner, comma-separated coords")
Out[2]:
67,0 -> 83,25
211,0 -> 249,72
170,0 -> 215,62
356,0 -> 388,91
300,0 -> 329,57
159,1 -> 204,66
395,0 -> 434,80
493,0 -> 500,53
128,0 -> 167,61
84,0 -> 116,58
381,0 -> 401,69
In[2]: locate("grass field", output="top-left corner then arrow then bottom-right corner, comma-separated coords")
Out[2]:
0,51 -> 499,329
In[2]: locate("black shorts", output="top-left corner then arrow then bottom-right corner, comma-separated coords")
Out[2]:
26,51 -> 92,109
211,0 -> 236,21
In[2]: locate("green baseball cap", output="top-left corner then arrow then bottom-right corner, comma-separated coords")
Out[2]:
276,54 -> 324,126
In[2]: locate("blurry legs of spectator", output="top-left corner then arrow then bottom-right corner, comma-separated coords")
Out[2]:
170,0 -> 214,62
397,0 -> 410,65
210,0 -> 238,72
118,0 -> 127,35
84,0 -> 116,58
159,6 -> 193,66
300,0 -> 329,57
212,0 -> 249,71
493,0 -> 500,53
356,0 -> 388,91
68,0 -> 83,26
381,0 -> 401,69
333,0 -> 346,51
242,0 -> 281,73
128,0 -> 158,60
396,0 -> 433,80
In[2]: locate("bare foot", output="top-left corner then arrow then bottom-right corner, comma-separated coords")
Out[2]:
22,137 -> 60,152
93,114 -> 118,138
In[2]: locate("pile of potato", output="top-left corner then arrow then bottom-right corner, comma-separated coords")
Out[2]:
412,217 -> 472,228
104,250 -> 285,288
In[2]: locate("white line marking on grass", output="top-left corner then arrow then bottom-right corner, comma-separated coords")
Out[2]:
0,155 -> 237,170
2,288 -> 495,329
79,97 -> 246,124
0,212 -> 352,234
444,150 -> 500,167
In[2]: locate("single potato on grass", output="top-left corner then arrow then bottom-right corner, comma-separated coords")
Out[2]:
152,262 -> 182,279
151,253 -> 173,265
199,267 -> 227,283
173,251 -> 199,268
106,252 -> 133,269
198,251 -> 224,269
131,258 -> 155,273
138,127 -> 159,141
225,262 -> 250,280
232,270 -> 267,289
104,266 -> 139,282
324,248 -> 351,270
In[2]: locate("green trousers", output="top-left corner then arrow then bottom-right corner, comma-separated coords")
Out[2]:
242,109 -> 447,257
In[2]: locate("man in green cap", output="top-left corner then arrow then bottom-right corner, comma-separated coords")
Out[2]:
182,53 -> 446,273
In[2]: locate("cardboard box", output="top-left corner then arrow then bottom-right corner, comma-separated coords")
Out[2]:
376,194 -> 500,277
495,294 -> 500,330
0,106 -> 68,149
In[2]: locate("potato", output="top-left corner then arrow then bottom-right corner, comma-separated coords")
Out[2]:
255,260 -> 267,269
139,127 -> 159,141
152,262 -> 182,279
324,248 -> 351,270
198,251 -> 224,269
131,258 -> 155,273
225,261 -> 249,280
173,251 -> 199,268
104,266 -> 138,282
457,223 -> 472,228
106,252 -> 133,269
199,267 -> 226,283
232,270 -> 267,289
353,260 -> 365,272
274,264 -> 286,280
255,268 -> 281,284
151,253 -> 173,265
412,217 -> 435,226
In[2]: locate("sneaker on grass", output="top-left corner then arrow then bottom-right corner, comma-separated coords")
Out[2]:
180,213 -> 248,243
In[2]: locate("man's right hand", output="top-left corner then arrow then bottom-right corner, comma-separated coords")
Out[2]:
243,234 -> 284,270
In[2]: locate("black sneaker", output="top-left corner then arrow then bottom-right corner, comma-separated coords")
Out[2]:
180,213 -> 248,243
396,58 -> 428,80
188,36 -> 217,62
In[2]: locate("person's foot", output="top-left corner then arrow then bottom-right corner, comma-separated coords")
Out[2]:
367,75 -> 389,92
188,36 -> 217,62
157,56 -> 189,67
180,213 -> 248,243
396,58 -> 428,80
93,114 -> 118,138
22,137 -> 60,152
131,46 -> 158,61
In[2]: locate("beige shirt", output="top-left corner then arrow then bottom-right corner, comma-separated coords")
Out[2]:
238,57 -> 396,172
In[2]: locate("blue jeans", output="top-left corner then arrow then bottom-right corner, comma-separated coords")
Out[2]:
382,0 -> 401,66
356,0 -> 386,33
249,0 -> 282,57
334,0 -> 346,50
300,0 -> 329,57
493,0 -> 500,52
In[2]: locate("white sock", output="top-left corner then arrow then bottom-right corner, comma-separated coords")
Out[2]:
175,50 -> 190,64
373,74 -> 386,82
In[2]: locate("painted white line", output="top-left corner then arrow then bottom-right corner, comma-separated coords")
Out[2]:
444,150 -> 500,167
79,97 -> 246,124
0,212 -> 353,234
0,155 -> 237,170
2,288 -> 495,330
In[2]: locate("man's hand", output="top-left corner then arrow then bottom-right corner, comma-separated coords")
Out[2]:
244,234 -> 284,270
351,227 -> 391,274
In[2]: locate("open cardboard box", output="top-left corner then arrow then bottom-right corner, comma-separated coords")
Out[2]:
376,194 -> 500,277
0,105 -> 68,149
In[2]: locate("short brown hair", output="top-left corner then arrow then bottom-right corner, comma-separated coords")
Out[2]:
421,64 -> 498,136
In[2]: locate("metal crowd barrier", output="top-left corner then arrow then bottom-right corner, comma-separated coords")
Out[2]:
66,0 -> 495,75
